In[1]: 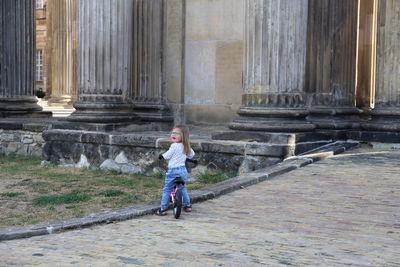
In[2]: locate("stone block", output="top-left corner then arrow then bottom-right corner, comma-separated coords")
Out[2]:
0,133 -> 16,142
16,145 -> 29,156
200,141 -> 245,154
244,143 -> 289,157
7,143 -> 19,153
42,130 -> 82,142
0,122 -> 23,130
238,156 -> 281,174
111,134 -> 157,148
21,135 -> 34,144
81,132 -> 110,144
22,123 -> 48,132
33,134 -> 44,143
212,131 -> 274,142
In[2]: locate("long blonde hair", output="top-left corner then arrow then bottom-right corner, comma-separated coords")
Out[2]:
173,125 -> 192,155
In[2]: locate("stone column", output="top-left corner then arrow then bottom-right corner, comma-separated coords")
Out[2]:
67,0 -> 136,123
131,0 -> 172,122
46,0 -> 77,107
306,0 -> 362,129
362,0 -> 400,133
0,0 -> 45,117
230,0 -> 314,132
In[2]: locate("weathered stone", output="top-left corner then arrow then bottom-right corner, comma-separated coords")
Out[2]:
115,152 -> 129,164
212,131 -> 274,142
1,134 -> 16,142
245,143 -> 294,157
41,160 -> 52,166
100,160 -> 121,172
238,156 -> 281,174
200,141 -> 245,154
111,135 -> 159,148
21,136 -> 34,144
121,164 -> 142,175
81,133 -> 110,144
7,143 -> 19,153
33,135 -> 44,143
75,155 -> 90,169
42,130 -> 82,143
22,123 -> 48,132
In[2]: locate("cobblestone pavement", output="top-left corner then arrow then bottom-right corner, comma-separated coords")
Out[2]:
1,147 -> 399,266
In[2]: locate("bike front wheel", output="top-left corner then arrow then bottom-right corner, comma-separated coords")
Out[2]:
173,187 -> 183,219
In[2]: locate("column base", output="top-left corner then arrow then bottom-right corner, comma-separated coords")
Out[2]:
308,106 -> 363,129
67,102 -> 137,123
361,107 -> 400,131
0,97 -> 52,118
47,95 -> 75,108
229,107 -> 315,132
133,103 -> 174,122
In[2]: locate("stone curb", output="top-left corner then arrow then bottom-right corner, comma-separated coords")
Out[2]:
0,141 -> 358,241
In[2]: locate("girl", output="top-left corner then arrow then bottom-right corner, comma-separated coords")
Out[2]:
156,125 -> 195,216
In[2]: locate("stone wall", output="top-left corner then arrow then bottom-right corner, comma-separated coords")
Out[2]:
40,129 -> 307,175
0,130 -> 44,156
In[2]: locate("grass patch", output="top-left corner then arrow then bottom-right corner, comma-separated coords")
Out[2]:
0,192 -> 24,198
100,189 -> 125,197
0,154 -> 236,228
32,191 -> 91,206
197,170 -> 232,184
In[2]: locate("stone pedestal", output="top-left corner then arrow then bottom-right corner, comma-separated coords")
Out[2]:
0,0 -> 50,117
46,0 -> 77,108
131,0 -> 173,123
306,0 -> 362,129
230,0 -> 313,132
67,0 -> 136,123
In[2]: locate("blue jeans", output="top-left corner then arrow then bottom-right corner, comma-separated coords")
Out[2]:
161,166 -> 190,210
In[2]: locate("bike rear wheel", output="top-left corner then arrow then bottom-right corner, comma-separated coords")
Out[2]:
173,187 -> 183,219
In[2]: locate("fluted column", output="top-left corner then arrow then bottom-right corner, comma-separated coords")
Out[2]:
131,0 -> 172,122
362,0 -> 400,131
0,0 -> 44,116
68,0 -> 136,123
46,0 -> 77,107
306,0 -> 362,129
230,0 -> 314,132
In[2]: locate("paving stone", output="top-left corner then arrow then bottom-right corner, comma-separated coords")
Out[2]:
0,147 -> 399,266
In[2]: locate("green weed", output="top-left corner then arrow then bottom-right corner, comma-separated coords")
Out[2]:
197,170 -> 231,184
100,189 -> 125,197
32,191 -> 91,206
0,192 -> 24,198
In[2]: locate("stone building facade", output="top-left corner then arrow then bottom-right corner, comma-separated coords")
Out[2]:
29,0 -> 396,129
0,0 -> 399,172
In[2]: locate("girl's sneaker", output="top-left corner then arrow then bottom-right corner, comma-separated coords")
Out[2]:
183,205 -> 192,212
155,208 -> 168,216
